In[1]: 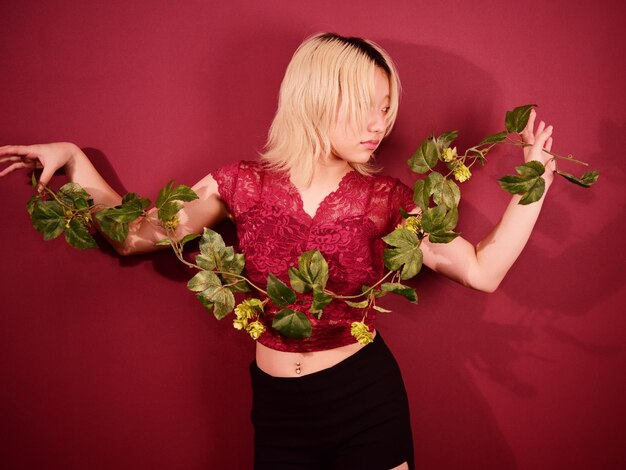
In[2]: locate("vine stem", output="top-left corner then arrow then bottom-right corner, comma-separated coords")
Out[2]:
503,139 -> 589,166
162,227 -> 202,270
326,270 -> 396,300
212,270 -> 268,296
160,224 -> 269,295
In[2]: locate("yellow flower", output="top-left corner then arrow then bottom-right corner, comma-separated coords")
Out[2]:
232,318 -> 247,330
164,214 -> 179,230
233,298 -> 265,334
453,162 -> 472,182
404,215 -> 422,234
351,321 -> 374,345
245,320 -> 266,340
234,298 -> 264,321
442,146 -> 458,163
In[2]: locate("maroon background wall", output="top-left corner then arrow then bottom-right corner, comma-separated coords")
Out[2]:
1,1 -> 624,469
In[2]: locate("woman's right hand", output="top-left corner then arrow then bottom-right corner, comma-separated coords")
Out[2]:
1,141 -> 229,255
0,142 -> 80,191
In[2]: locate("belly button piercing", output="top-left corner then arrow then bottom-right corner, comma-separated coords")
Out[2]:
295,361 -> 301,375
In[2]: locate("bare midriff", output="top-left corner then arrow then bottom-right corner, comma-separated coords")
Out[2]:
255,330 -> 376,378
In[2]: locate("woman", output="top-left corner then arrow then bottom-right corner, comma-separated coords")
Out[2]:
0,33 -> 554,469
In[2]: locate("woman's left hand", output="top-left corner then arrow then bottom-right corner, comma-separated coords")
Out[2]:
520,109 -> 555,186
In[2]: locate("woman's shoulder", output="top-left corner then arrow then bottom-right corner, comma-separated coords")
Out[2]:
228,159 -> 282,176
211,159 -> 275,179
360,172 -> 410,193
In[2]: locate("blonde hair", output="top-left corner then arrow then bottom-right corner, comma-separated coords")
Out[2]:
260,32 -> 401,185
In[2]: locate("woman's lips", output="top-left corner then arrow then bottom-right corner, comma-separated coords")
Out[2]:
361,140 -> 380,150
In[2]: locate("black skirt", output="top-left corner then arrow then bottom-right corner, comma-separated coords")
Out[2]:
250,333 -> 415,470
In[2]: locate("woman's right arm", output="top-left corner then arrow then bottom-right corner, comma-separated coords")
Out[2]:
0,142 -> 230,255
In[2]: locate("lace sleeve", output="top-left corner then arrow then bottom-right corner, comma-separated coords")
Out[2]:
388,179 -> 417,231
209,161 -> 241,214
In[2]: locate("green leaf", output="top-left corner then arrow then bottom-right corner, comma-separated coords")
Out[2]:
408,136 -> 439,174
421,204 -> 447,232
427,172 -> 461,210
221,250 -> 245,276
287,267 -> 308,293
195,228 -> 229,271
199,227 -> 226,257
94,192 -> 149,242
155,181 -> 198,223
412,180 -> 428,212
436,130 -> 459,150
195,254 -> 216,270
556,170 -> 599,188
97,202 -> 143,224
441,207 -> 458,232
498,161 -> 546,204
479,131 -> 508,146
381,283 -> 418,302
190,271 -> 234,320
345,299 -> 369,308
155,238 -> 172,246
272,308 -> 312,339
122,192 -> 151,209
26,194 -> 40,216
372,305 -> 393,313
209,289 -> 235,319
94,211 -> 129,242
427,230 -> 460,243
187,270 -> 222,292
288,250 -> 329,293
311,289 -> 333,315
267,273 -> 297,307
196,288 -> 235,320
505,104 -> 537,133
64,218 -> 97,249
225,279 -> 250,294
382,227 -> 423,280
31,172 -> 38,188
30,200 -> 65,240
57,182 -> 93,211
179,233 -> 201,247
157,202 -> 183,223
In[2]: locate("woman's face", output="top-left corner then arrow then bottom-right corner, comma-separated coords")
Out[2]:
328,67 -> 391,165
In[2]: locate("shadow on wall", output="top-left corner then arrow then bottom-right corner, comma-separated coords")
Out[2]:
25,31 -> 617,468
375,41 -> 521,469
131,37 -> 523,469
371,41 -> 623,470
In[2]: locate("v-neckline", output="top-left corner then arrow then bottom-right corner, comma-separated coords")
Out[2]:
285,170 -> 356,221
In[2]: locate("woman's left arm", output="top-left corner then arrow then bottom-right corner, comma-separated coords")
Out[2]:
421,109 -> 554,292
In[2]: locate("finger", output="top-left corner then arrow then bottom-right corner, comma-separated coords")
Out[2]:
534,125 -> 553,149
535,120 -> 546,136
0,161 -> 28,176
38,164 -> 58,188
0,155 -> 23,164
0,145 -> 33,157
0,155 -> 40,168
544,136 -> 553,153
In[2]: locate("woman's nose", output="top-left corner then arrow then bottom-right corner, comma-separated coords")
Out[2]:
367,110 -> 385,133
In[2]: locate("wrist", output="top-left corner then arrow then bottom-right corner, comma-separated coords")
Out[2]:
64,142 -> 82,175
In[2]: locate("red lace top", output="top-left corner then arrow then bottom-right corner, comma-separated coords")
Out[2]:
211,160 -> 415,352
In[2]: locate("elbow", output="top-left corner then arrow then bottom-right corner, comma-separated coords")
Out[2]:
466,275 -> 502,294
111,240 -> 137,257
114,244 -> 133,257
477,282 -> 500,294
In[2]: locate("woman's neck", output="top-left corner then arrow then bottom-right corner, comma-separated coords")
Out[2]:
291,157 -> 352,190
